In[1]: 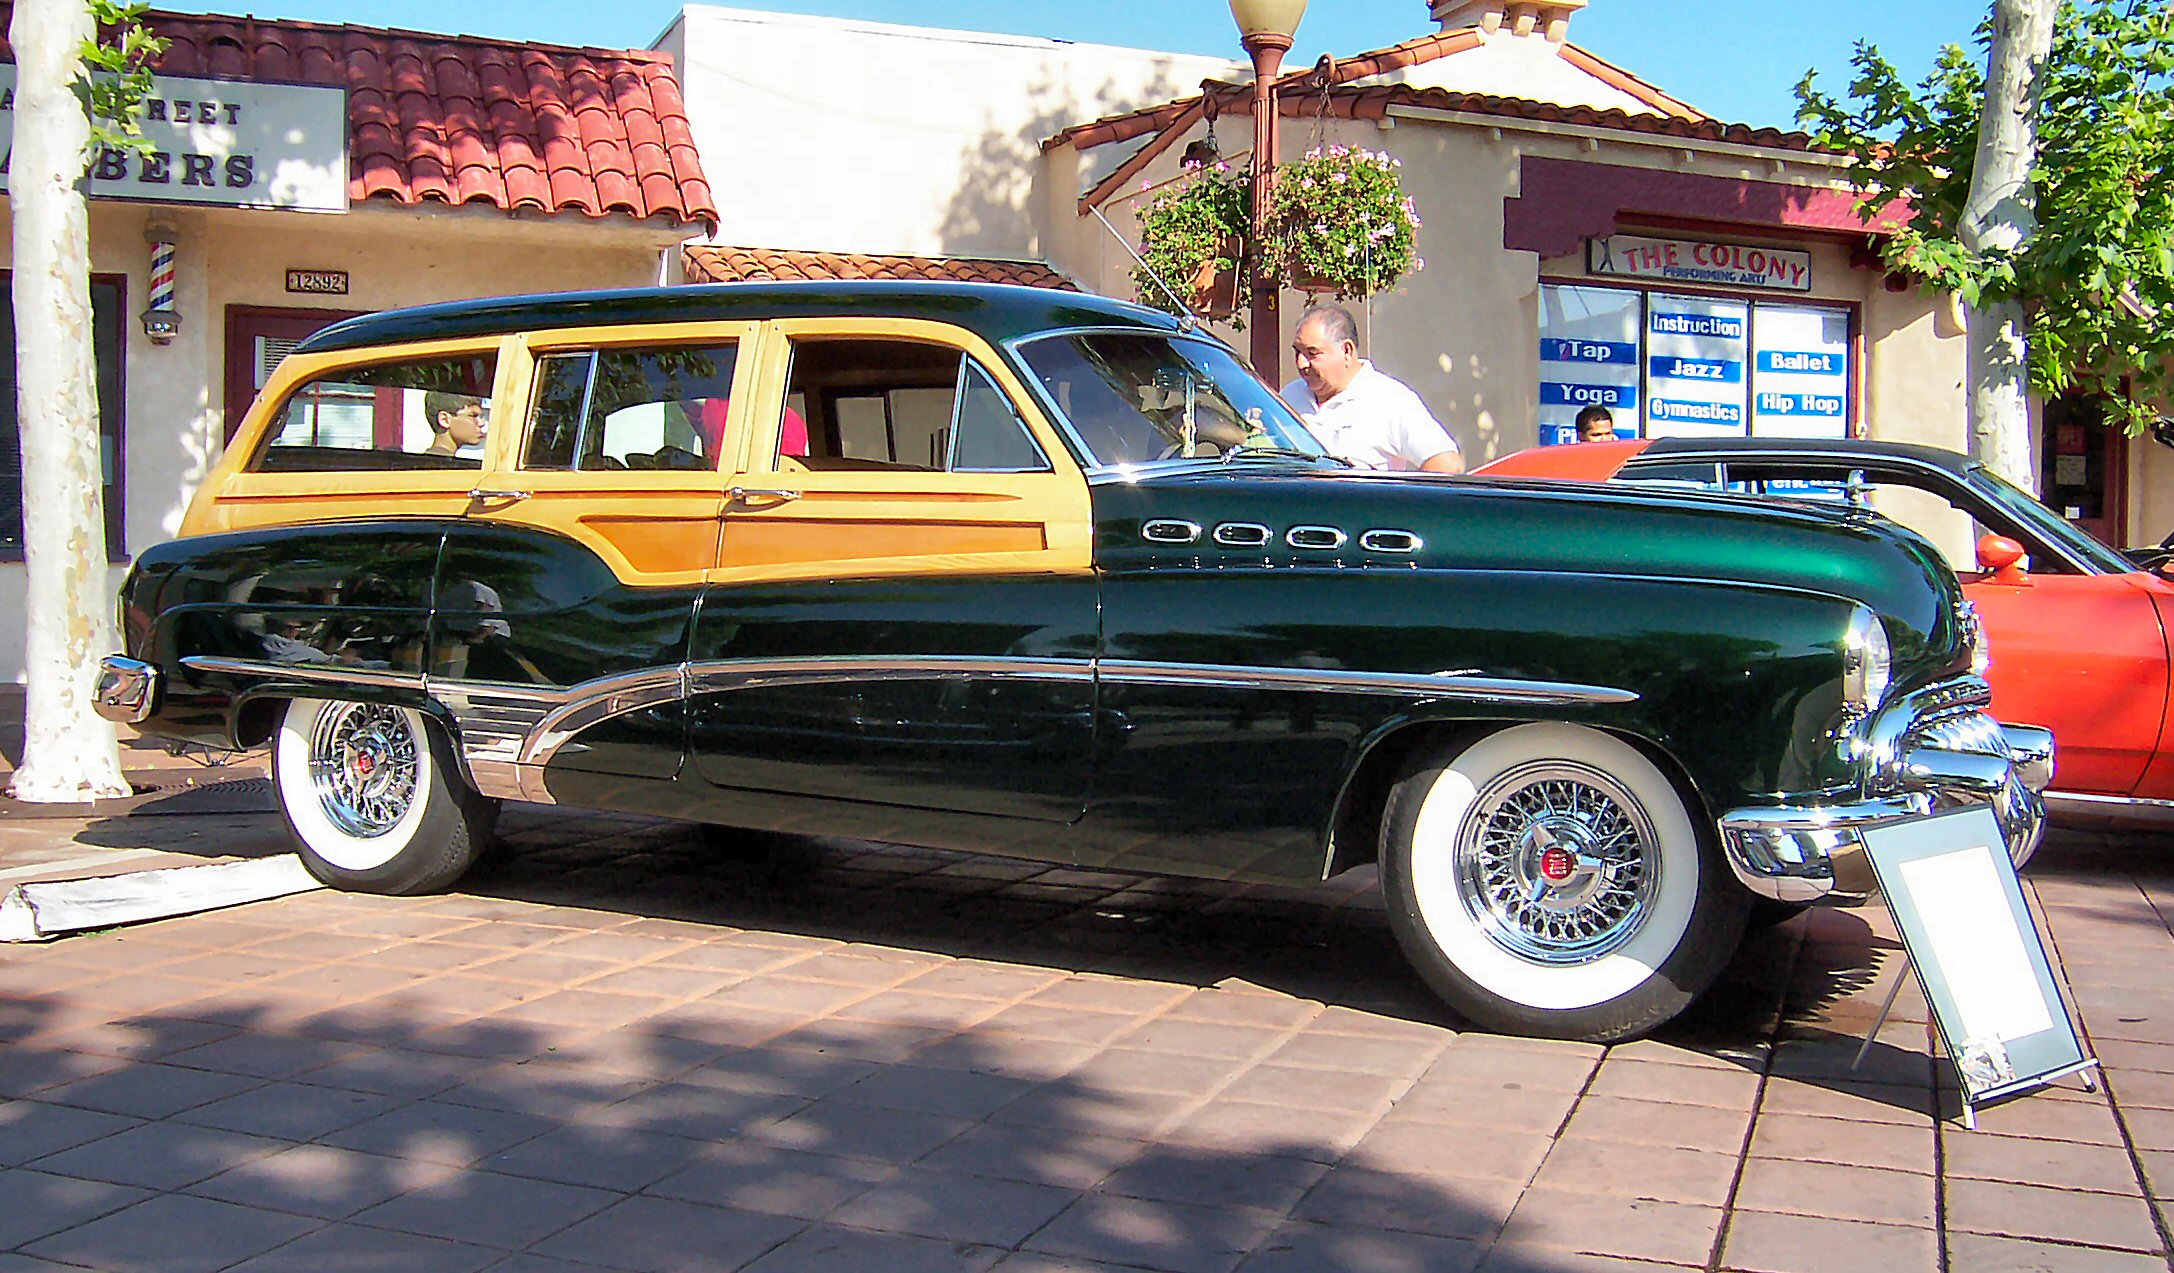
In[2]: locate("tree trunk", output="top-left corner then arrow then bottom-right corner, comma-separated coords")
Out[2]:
9,0 -> 129,801
1958,0 -> 2056,489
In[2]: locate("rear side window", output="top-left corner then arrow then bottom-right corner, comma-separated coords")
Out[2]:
777,338 -> 1049,473
522,344 -> 739,472
252,354 -> 497,472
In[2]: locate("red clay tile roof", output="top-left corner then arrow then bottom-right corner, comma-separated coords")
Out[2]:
685,245 -> 1080,291
1049,30 -> 1732,161
0,6 -> 716,228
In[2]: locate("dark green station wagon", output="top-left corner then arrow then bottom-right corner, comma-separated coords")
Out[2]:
96,282 -> 2051,1042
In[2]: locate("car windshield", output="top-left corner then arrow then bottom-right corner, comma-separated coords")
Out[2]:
1967,461 -> 2136,574
1014,331 -> 1330,470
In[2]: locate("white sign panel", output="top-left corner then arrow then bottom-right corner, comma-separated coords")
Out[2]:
1862,806 -> 2095,1109
1590,234 -> 1812,292
1643,293 -> 1748,438
0,68 -> 348,212
1536,284 -> 1640,445
1752,305 -> 1850,438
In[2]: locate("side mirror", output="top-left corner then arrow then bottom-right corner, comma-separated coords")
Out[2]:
1977,533 -> 2030,586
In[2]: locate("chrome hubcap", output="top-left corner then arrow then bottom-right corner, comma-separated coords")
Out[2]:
1455,760 -> 1659,964
309,703 -> 418,838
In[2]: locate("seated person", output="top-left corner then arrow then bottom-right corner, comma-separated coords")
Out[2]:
698,398 -> 809,464
422,391 -> 488,456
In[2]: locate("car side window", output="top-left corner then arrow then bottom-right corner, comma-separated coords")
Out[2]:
778,338 -> 1048,474
1618,461 -> 1724,491
252,354 -> 497,472
522,344 -> 739,472
951,359 -> 1049,472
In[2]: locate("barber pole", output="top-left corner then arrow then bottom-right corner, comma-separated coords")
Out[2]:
142,224 -> 180,343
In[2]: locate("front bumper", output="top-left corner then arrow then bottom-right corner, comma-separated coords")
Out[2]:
1716,682 -> 2052,904
93,655 -> 161,724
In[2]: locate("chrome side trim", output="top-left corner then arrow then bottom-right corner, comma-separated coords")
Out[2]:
1286,525 -> 1348,550
1212,522 -> 1272,548
2049,790 -> 2174,811
1142,519 -> 1202,545
1101,660 -> 1638,705
1359,529 -> 1423,554
685,655 -> 1095,698
181,655 -> 424,693
2045,791 -> 2174,825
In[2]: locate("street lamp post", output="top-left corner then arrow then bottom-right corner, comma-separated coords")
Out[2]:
1228,0 -> 1306,381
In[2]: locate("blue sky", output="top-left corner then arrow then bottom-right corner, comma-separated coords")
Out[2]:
154,0 -> 1992,131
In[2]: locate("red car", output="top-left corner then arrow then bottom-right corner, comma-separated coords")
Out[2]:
1480,437 -> 2174,816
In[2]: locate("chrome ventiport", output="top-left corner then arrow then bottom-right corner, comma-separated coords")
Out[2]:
1142,519 -> 1202,545
1286,525 -> 1347,550
1359,529 -> 1423,554
1213,523 -> 1271,548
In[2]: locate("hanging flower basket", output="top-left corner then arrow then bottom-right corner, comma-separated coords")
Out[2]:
1133,165 -> 1253,329
1188,235 -> 1244,317
1266,146 -> 1423,301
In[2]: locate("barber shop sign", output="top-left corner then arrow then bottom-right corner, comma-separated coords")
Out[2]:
1589,234 -> 1811,293
0,68 -> 348,213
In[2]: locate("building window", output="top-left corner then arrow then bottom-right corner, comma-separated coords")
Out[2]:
1538,283 -> 1852,445
0,273 -> 127,560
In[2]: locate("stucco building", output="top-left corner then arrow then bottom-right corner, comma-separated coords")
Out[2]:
0,7 -> 716,680
1036,0 -> 2156,551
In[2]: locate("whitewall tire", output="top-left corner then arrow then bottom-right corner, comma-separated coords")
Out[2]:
1380,723 -> 1747,1042
272,698 -> 493,894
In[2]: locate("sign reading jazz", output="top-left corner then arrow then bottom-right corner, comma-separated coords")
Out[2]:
1643,294 -> 1749,438
1590,234 -> 1812,293
0,69 -> 348,213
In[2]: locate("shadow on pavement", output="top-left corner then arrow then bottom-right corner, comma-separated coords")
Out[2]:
1,987 -> 1606,1271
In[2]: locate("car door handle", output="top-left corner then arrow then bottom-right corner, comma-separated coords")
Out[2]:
469,489 -> 531,503
729,487 -> 802,505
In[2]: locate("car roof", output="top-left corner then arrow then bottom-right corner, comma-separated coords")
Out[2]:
1637,435 -> 1975,474
295,280 -> 1193,356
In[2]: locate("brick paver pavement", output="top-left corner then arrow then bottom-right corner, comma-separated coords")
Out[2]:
2,801 -> 2171,1272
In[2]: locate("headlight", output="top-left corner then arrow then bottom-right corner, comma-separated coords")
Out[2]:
1843,605 -> 1891,713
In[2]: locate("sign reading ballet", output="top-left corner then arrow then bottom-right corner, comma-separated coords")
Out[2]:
1589,234 -> 1811,293
0,68 -> 348,213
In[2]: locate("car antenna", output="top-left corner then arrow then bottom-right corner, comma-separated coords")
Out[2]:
1090,204 -> 1198,334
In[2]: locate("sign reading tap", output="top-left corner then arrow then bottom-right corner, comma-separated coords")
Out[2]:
0,69 -> 349,213
1590,235 -> 1811,293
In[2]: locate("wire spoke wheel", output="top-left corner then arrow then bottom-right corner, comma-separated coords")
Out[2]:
273,698 -> 488,894
1456,761 -> 1660,965
1381,723 -> 1747,1042
308,702 -> 421,838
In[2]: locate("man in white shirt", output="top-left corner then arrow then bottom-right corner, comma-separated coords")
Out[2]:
1280,304 -> 1463,474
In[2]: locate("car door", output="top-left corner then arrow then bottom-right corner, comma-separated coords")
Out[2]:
686,318 -> 1099,824
1712,456 -> 2172,798
433,322 -> 760,783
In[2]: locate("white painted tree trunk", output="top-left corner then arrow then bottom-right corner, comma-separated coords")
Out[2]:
1958,0 -> 2056,489
9,0 -> 129,801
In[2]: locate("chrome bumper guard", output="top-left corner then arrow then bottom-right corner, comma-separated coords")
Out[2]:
1717,693 -> 2053,905
93,655 -> 161,724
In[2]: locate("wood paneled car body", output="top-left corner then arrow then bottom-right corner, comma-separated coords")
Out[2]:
98,283 -> 2050,1042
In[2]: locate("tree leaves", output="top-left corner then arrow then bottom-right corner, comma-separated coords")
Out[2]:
1797,0 -> 2174,433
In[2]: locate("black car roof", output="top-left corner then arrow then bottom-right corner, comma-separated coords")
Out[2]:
1639,435 -> 1975,473
294,281 -> 1192,356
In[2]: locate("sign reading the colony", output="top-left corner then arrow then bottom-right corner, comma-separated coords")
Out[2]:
0,69 -> 348,213
1589,234 -> 1812,293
